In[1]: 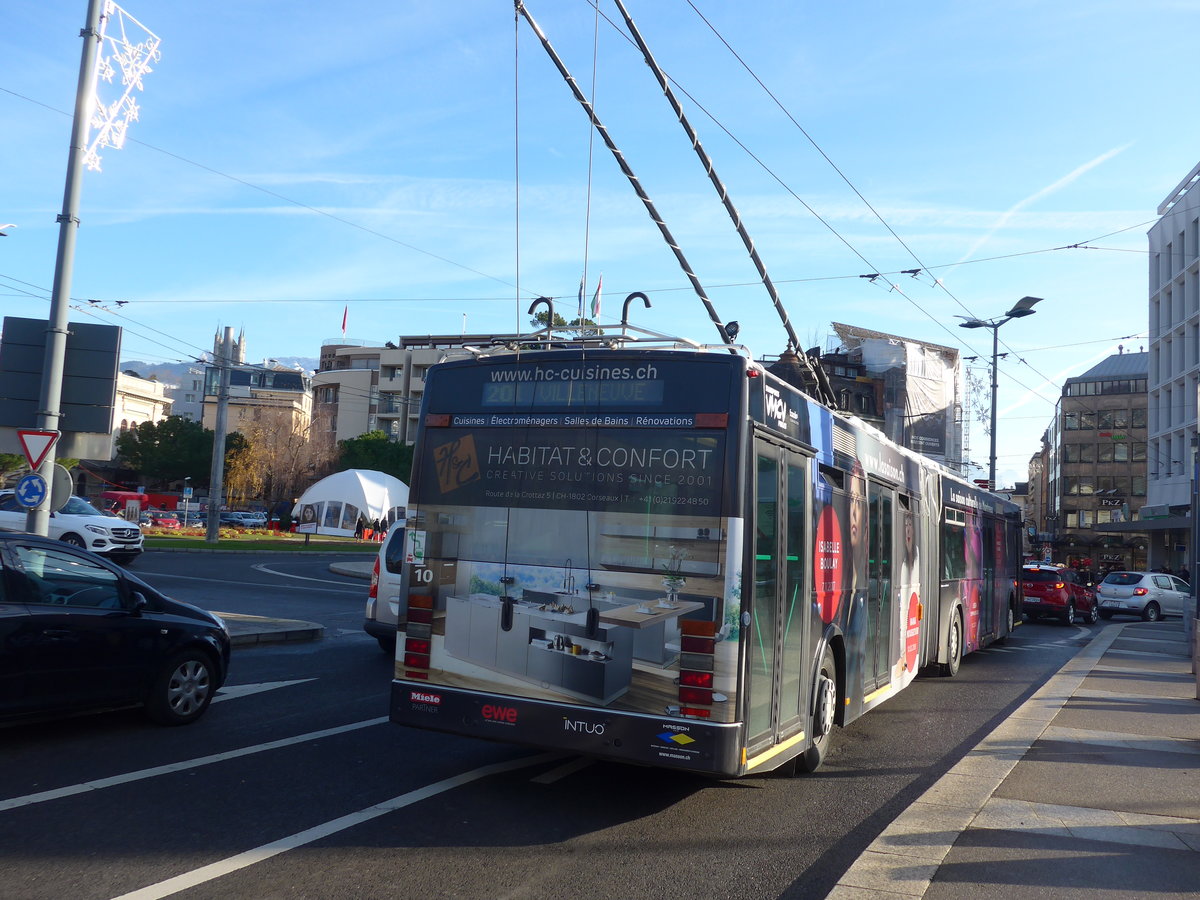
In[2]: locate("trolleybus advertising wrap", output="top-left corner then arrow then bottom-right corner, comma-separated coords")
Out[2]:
388,346 -> 1021,777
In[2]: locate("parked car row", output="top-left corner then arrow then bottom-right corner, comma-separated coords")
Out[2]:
1021,564 -> 1191,625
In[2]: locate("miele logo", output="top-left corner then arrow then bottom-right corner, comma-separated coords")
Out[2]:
481,704 -> 518,724
563,719 -> 605,735
409,691 -> 442,705
763,384 -> 788,428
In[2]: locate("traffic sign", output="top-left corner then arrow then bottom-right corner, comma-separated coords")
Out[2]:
15,472 -> 48,509
17,429 -> 60,471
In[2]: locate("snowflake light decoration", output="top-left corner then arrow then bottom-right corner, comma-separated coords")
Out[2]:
84,1 -> 161,171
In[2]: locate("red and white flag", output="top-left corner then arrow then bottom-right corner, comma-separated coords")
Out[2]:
341,305 -> 348,337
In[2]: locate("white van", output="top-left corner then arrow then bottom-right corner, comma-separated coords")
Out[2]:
0,491 -> 144,565
364,524 -> 405,652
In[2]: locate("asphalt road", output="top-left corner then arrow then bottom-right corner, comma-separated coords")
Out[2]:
0,550 -> 1099,900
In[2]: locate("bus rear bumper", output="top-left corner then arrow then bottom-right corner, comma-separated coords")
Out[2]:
391,679 -> 744,777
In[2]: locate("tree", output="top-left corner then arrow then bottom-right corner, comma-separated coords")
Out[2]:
0,453 -> 27,482
337,431 -> 414,482
223,406 -> 338,507
113,416 -> 215,487
529,311 -> 598,332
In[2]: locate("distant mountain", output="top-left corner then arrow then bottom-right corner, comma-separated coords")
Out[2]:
118,356 -> 318,386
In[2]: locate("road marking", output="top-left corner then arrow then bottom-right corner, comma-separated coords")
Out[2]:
111,751 -> 564,900
0,717 -> 388,813
212,679 -> 315,703
530,756 -> 594,783
253,562 -> 365,587
144,571 -> 362,595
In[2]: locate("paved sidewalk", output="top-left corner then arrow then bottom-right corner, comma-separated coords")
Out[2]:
828,619 -> 1200,899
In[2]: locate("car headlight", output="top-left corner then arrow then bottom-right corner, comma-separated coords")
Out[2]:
84,524 -> 109,536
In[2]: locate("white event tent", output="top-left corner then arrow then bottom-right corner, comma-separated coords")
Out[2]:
291,469 -> 408,537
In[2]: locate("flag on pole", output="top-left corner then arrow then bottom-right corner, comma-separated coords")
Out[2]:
577,275 -> 585,320
589,274 -> 603,320
341,305 -> 348,338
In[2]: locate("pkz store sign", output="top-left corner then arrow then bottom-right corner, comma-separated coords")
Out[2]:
1099,497 -> 1126,508
1099,554 -> 1123,563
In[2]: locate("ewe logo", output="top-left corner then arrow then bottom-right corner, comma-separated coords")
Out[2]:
480,703 -> 518,725
763,384 -> 789,430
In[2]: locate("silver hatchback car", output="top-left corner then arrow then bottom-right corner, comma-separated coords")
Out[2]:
1095,571 -> 1190,621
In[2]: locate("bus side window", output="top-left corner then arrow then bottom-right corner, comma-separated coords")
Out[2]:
942,515 -> 966,581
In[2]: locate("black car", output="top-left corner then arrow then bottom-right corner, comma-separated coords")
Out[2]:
0,532 -> 231,726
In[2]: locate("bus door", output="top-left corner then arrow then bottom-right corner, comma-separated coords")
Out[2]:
865,481 -> 894,692
979,516 -> 996,637
746,437 -> 810,752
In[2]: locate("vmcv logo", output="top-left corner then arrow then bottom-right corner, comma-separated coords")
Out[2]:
763,384 -> 788,428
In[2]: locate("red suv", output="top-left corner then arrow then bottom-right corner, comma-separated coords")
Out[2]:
1021,565 -> 1098,625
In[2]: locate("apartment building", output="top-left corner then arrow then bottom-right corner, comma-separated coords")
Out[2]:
1145,159 -> 1200,571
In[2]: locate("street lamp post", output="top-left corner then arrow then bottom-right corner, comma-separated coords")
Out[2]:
957,296 -> 1041,490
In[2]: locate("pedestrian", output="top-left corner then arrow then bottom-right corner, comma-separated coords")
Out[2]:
354,517 -> 365,540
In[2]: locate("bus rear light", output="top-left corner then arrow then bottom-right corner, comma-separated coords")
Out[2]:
404,652 -> 431,668
405,637 -> 431,655
407,606 -> 434,625
425,413 -> 451,427
680,619 -> 717,638
1133,587 -> 1148,595
408,593 -> 434,610
681,636 -> 715,654
680,707 -> 712,718
405,669 -> 429,680
694,413 -> 728,428
680,671 -> 713,689
678,686 -> 713,705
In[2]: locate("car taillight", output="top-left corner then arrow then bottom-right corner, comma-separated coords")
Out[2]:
368,557 -> 380,599
1054,582 -> 1065,590
1133,587 -> 1148,595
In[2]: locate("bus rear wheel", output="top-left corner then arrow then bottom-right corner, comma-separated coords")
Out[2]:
796,645 -> 837,774
939,610 -> 962,677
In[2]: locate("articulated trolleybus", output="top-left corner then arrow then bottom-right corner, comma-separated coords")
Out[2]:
389,331 -> 1021,777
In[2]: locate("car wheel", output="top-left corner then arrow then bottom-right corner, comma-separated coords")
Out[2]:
144,650 -> 217,725
60,533 -> 86,548
940,610 -> 963,677
1086,605 -> 1099,625
1142,602 -> 1161,623
1062,603 -> 1076,626
795,644 -> 838,774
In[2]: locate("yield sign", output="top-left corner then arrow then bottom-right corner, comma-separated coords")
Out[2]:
17,429 -> 60,471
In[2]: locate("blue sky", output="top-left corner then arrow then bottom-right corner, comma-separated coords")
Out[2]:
3,1 -> 1198,487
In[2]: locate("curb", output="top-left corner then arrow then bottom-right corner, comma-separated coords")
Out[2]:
826,623 -> 1126,899
217,612 -> 325,647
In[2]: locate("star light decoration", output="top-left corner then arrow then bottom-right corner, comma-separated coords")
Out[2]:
84,2 -> 161,171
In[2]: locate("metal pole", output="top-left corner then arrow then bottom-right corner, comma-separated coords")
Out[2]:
989,323 -> 1000,490
25,0 -> 104,536
205,328 -> 233,543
